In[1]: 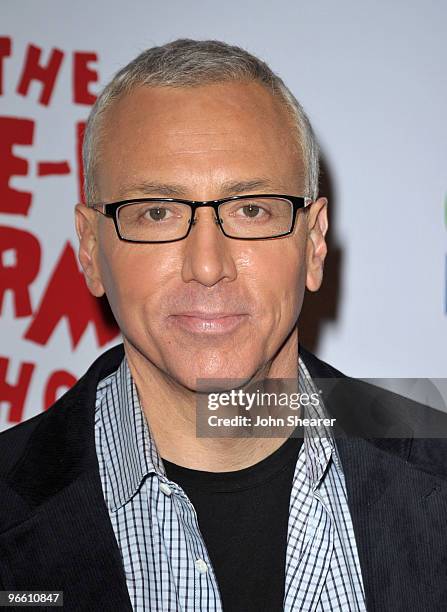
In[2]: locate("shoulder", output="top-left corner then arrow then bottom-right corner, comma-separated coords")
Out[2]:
299,344 -> 447,481
299,344 -> 346,379
0,343 -> 125,477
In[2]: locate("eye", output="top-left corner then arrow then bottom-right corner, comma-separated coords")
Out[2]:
143,206 -> 169,221
242,204 -> 261,218
235,202 -> 270,219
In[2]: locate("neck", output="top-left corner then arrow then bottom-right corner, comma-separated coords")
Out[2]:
124,326 -> 299,472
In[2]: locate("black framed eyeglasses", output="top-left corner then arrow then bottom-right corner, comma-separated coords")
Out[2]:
88,194 -> 312,244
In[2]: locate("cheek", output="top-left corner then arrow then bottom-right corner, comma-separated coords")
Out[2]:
239,238 -> 306,334
96,230 -> 179,325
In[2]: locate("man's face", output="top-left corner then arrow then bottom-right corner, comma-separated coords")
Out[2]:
76,81 -> 327,390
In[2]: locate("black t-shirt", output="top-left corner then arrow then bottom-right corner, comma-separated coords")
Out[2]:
162,433 -> 304,612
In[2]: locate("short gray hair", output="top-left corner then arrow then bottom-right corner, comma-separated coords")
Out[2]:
83,39 -> 320,203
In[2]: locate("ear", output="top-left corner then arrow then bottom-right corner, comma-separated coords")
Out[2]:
305,197 -> 328,292
74,203 -> 105,297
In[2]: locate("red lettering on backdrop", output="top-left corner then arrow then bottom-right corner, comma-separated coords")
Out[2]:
0,37 -> 12,96
0,357 -> 35,424
17,44 -> 64,106
25,242 -> 119,348
76,121 -> 86,203
0,226 -> 41,317
0,117 -> 35,215
44,370 -> 77,409
37,161 -> 71,176
73,52 -> 98,105
0,41 -> 106,421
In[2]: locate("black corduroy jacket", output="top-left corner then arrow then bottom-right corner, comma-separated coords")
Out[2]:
1,344 -> 447,611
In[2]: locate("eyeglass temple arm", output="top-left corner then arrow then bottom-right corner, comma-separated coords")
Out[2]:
87,202 -> 107,214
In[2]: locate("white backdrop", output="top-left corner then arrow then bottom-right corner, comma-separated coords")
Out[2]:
1,0 -> 446,431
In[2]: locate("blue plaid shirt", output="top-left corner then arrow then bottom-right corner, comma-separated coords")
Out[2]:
94,355 -> 366,611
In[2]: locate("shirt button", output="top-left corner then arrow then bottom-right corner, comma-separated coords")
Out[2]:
159,482 -> 172,496
195,558 -> 208,574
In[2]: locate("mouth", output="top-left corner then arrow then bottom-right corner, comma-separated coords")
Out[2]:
168,312 -> 248,335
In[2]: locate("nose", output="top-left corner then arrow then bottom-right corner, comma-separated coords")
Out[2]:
181,207 -> 237,287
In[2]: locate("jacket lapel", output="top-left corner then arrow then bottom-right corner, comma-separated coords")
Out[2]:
300,345 -> 447,611
0,473 -> 133,610
0,345 -> 132,610
336,436 -> 447,611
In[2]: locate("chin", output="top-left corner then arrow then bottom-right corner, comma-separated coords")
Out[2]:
170,359 -> 261,393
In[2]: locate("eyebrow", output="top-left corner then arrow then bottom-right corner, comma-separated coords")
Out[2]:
115,178 -> 279,200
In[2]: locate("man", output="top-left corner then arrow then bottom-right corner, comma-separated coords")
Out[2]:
0,39 -> 446,612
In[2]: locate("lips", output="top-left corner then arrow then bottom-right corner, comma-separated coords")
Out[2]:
168,312 -> 248,334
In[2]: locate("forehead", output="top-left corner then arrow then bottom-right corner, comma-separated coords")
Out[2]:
96,81 -> 304,198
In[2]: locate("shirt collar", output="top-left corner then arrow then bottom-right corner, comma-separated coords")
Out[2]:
299,357 -> 342,489
96,357 -> 166,512
96,352 -> 342,511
